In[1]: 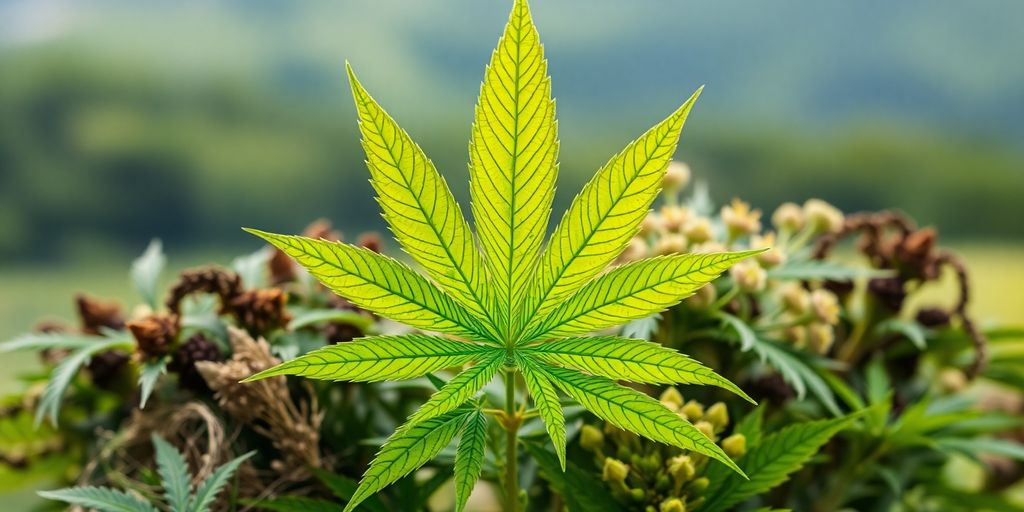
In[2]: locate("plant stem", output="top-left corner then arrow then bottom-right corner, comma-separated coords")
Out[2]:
504,369 -> 519,512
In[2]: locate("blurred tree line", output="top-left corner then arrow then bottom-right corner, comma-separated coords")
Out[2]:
1,53 -> 1022,263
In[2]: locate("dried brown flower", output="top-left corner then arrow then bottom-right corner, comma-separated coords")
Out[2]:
357,232 -> 384,253
166,267 -> 243,315
75,294 -> 125,335
127,313 -> 180,359
229,288 -> 291,334
169,335 -> 223,393
198,327 -> 321,476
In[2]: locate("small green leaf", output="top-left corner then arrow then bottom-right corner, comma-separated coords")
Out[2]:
470,0 -> 558,334
287,308 -> 375,332
347,65 -> 494,333
249,496 -> 343,512
874,318 -> 927,350
0,332 -> 102,352
732,406 -> 765,449
454,409 -> 488,512
139,357 -> 168,409
766,260 -> 894,280
934,437 -> 1024,462
346,410 -> 473,512
717,312 -> 757,352
535,362 -> 744,476
38,486 -> 157,512
188,451 -> 255,512
518,355 -> 567,469
231,246 -> 273,288
131,239 -> 166,309
521,90 -> 702,334
152,435 -> 191,512
244,335 -> 492,383
245,230 -> 491,340
37,336 -> 130,426
523,336 -> 753,403
525,251 -> 761,341
310,468 -> 387,512
405,353 -> 503,427
700,415 -> 857,511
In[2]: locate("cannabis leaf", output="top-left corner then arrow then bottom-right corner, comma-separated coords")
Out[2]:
243,0 -> 760,508
40,435 -> 253,512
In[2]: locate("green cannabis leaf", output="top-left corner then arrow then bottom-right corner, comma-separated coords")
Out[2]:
39,435 -> 253,512
243,0 -> 762,509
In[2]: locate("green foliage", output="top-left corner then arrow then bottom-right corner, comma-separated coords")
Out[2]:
454,410 -> 489,512
700,414 -> 859,511
39,435 -> 254,512
34,334 -> 131,426
138,357 -> 168,408
242,0 -> 755,507
131,239 -> 166,309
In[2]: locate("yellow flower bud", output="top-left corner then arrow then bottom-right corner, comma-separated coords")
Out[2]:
704,402 -> 729,431
683,217 -> 714,244
780,283 -> 810,314
660,498 -> 687,512
751,232 -> 785,268
803,199 -> 844,234
722,433 -> 747,459
810,289 -> 840,325
807,322 -> 835,355
655,233 -> 688,255
659,387 -> 685,410
680,400 -> 704,421
659,205 -> 691,233
721,198 -> 762,237
730,259 -> 767,294
686,284 -> 717,309
667,454 -> 696,483
641,212 -> 663,236
663,161 -> 691,193
690,241 -> 726,254
603,458 -> 630,483
772,202 -> 804,233
580,424 -> 605,452
939,368 -> 967,393
783,325 -> 808,348
695,420 -> 716,441
689,477 -> 710,494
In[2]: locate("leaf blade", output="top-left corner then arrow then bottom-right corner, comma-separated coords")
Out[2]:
470,0 -> 558,332
347,65 -> 494,333
518,355 -> 567,469
151,435 -> 191,512
454,410 -> 489,512
405,353 -> 503,426
188,451 -> 254,512
524,336 -> 753,403
526,251 -> 761,340
245,230 -> 489,340
345,410 -> 472,512
243,335 -> 493,383
38,487 -> 157,512
521,90 -> 702,333
535,362 -> 744,476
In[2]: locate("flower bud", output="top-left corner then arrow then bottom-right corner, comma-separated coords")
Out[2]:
695,421 -> 716,441
660,498 -> 686,512
751,232 -> 784,268
580,425 -> 605,452
602,458 -> 630,483
810,289 -> 840,325
783,325 -> 808,348
629,488 -> 646,503
721,198 -> 762,237
803,199 -> 844,234
781,283 -> 810,314
686,284 -> 717,309
128,313 -> 180,359
663,161 -> 691,193
680,400 -> 704,421
655,234 -> 688,255
772,202 -> 805,233
641,212 -> 663,236
660,205 -> 690,233
659,387 -> 685,410
617,237 -> 649,264
683,217 -> 714,244
722,433 -> 747,459
730,259 -> 767,294
807,323 -> 835,355
690,241 -> 726,254
939,368 -> 967,393
689,477 -> 710,494
667,454 -> 696,483
704,402 -> 729,431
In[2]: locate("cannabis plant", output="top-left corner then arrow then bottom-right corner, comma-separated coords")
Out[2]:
39,434 -> 253,512
242,1 -> 759,510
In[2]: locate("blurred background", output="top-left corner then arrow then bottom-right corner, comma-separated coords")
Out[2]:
1,0 -> 1022,363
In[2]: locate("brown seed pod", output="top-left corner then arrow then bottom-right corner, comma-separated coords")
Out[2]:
127,313 -> 180,359
75,294 -> 125,335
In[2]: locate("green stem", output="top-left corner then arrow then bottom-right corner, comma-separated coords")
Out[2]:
504,369 -> 519,512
